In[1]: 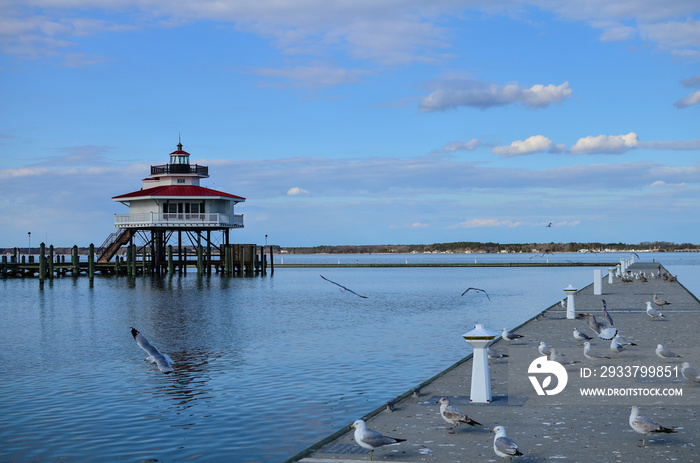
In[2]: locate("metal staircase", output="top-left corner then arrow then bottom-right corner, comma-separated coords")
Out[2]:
97,228 -> 136,263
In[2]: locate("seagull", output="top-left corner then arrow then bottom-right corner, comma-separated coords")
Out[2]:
488,348 -> 509,362
437,397 -> 482,434
629,406 -> 676,447
350,419 -> 405,461
546,222 -> 552,228
610,338 -> 625,357
655,344 -> 681,361
538,341 -> 552,356
583,341 -> 610,360
320,275 -> 367,298
577,313 -> 618,340
646,301 -> 665,321
653,294 -> 671,309
502,329 -> 524,344
613,334 -> 637,346
550,348 -> 581,365
573,327 -> 593,342
490,426 -> 523,463
681,362 -> 700,385
601,299 -> 614,327
461,287 -> 491,300
130,327 -> 174,374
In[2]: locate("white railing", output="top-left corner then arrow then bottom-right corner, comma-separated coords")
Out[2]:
115,213 -> 244,228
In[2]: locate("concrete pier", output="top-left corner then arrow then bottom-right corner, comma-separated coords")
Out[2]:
288,262 -> 699,462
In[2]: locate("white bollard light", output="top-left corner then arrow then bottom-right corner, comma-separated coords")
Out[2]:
564,285 -> 577,319
462,324 -> 498,403
593,269 -> 602,295
608,267 -> 616,284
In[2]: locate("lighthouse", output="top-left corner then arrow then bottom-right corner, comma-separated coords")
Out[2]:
99,140 -> 245,273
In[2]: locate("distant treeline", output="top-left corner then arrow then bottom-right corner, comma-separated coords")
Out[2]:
4,241 -> 699,256
280,241 -> 700,254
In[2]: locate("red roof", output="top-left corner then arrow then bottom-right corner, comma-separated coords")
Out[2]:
113,185 -> 245,201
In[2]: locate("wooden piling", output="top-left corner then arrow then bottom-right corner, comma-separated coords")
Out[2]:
48,245 -> 54,278
197,245 -> 203,277
269,246 -> 274,275
88,243 -> 95,280
39,243 -> 46,282
168,245 -> 174,276
72,245 -> 79,276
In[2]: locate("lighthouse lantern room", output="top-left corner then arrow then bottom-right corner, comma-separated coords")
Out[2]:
98,140 -> 245,273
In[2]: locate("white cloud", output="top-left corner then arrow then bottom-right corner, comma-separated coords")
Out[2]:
435,138 -> 481,153
569,132 -> 639,154
419,81 -> 572,111
650,180 -> 686,188
674,90 -> 700,108
492,135 -> 553,157
287,187 -> 310,196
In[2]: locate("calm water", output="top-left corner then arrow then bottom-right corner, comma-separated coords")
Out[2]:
1,252 -> 698,462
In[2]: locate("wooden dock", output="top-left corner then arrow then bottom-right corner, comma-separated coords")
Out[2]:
286,262 -> 699,462
1,242 -> 274,280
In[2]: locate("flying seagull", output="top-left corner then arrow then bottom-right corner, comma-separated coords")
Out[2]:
629,406 -> 676,447
320,275 -> 367,298
350,419 -> 405,461
461,287 -> 491,300
130,327 -> 174,374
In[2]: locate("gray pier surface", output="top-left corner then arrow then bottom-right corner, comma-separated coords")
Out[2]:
288,262 -> 699,462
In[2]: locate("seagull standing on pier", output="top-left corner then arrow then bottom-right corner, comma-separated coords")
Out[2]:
491,426 -> 523,462
573,327 -> 593,343
550,348 -> 580,365
350,419 -> 405,461
538,342 -> 552,356
629,406 -> 676,447
502,329 -> 524,344
681,362 -> 700,384
653,294 -> 671,309
655,344 -> 681,361
646,301 -> 665,321
437,397 -> 482,434
583,341 -> 611,360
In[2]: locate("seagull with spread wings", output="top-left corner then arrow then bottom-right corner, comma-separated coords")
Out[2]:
461,287 -> 491,300
320,275 -> 368,298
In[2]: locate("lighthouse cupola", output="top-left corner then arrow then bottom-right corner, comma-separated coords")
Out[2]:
169,140 -> 191,170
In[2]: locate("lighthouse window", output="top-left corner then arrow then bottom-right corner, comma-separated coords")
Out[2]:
167,203 -> 178,213
190,203 -> 200,214
177,179 -> 185,184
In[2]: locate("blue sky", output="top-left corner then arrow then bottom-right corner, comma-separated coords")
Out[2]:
1,1 -> 699,248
